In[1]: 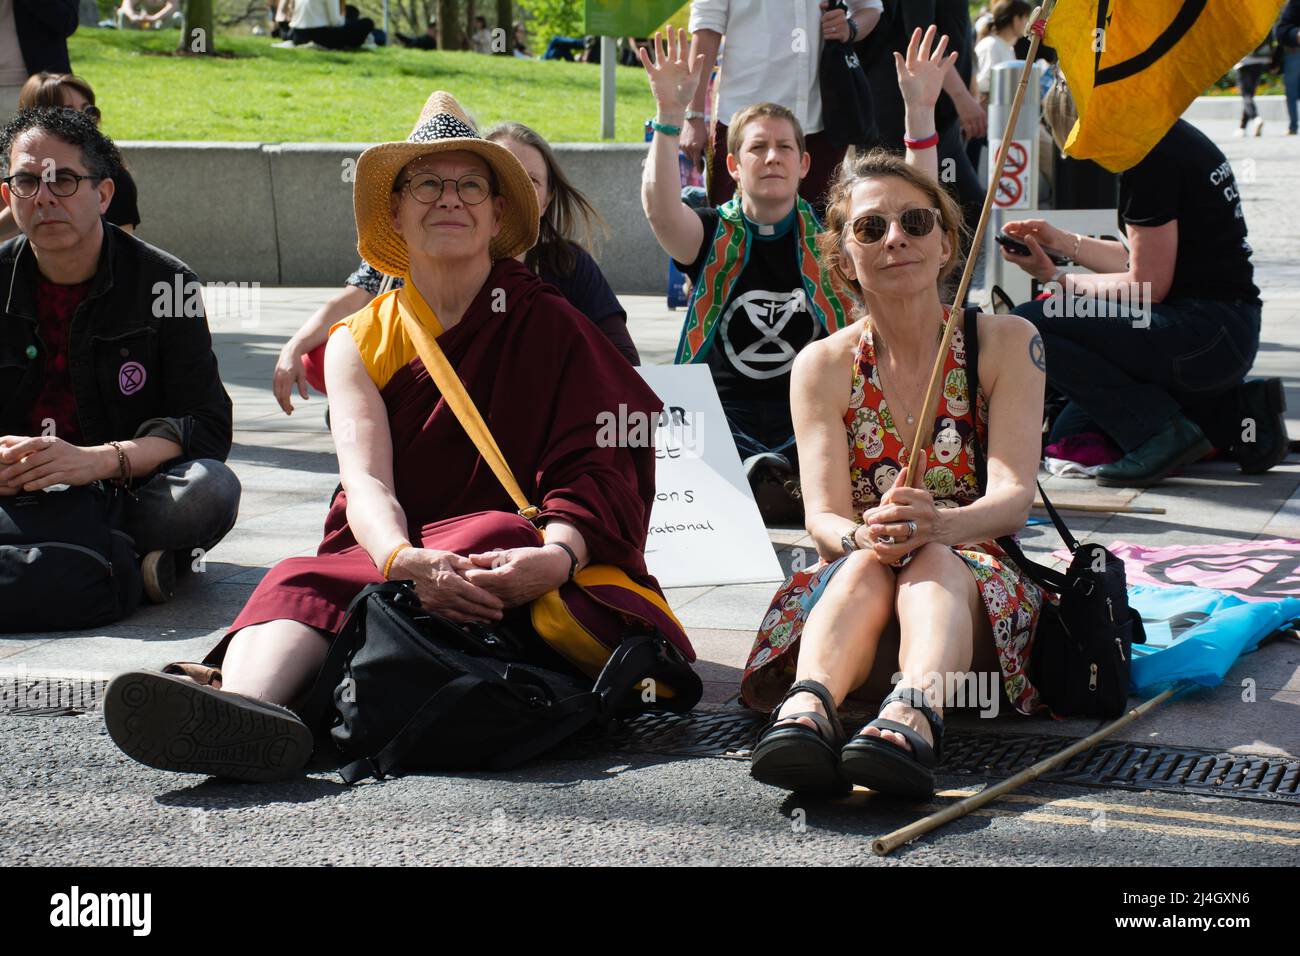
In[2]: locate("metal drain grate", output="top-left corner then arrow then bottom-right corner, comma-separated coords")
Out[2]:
937,731 -> 1300,803
592,710 -> 766,758
587,711 -> 1300,806
7,682 -> 1297,805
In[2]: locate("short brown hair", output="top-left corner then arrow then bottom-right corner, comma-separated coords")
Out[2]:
817,148 -> 967,312
725,103 -> 806,159
18,72 -> 96,111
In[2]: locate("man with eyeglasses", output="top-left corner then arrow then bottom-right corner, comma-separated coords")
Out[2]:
0,107 -> 238,606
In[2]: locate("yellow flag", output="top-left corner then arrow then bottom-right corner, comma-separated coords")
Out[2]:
1044,0 -> 1284,172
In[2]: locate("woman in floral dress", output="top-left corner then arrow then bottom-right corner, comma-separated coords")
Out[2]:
745,143 -> 1052,800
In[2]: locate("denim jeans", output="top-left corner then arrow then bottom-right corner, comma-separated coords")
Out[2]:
1013,296 -> 1261,452
122,458 -> 242,556
721,399 -> 799,471
1284,50 -> 1300,134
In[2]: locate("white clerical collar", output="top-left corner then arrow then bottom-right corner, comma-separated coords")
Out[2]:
743,206 -> 797,240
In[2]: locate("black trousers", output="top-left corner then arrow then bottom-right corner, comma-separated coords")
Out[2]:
291,19 -> 373,50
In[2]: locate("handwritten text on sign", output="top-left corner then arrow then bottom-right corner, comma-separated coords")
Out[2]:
634,365 -> 785,587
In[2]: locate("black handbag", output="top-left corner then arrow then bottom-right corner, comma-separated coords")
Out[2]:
819,0 -> 877,148
0,481 -> 143,632
962,308 -> 1145,718
298,581 -> 702,784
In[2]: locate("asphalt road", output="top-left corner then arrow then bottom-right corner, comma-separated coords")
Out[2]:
2,714 -> 1295,866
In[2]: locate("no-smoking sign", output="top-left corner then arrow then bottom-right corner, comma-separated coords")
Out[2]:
992,140 -> 1030,209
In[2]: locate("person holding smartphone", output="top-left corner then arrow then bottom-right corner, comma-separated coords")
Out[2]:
998,83 -> 1287,486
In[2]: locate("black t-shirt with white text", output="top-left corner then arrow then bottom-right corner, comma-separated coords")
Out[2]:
673,206 -> 822,403
1118,119 -> 1259,303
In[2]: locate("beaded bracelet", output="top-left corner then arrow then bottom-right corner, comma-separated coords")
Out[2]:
650,119 -> 683,137
382,542 -> 412,580
107,440 -> 132,489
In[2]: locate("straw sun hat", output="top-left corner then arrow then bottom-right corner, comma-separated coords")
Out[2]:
354,91 -> 539,277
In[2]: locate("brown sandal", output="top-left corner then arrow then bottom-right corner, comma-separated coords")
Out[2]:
161,661 -> 223,688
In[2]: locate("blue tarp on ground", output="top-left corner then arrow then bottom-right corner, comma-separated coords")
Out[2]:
1127,584 -> 1300,697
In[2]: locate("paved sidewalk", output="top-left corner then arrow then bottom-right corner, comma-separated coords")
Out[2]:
1,117 -> 1297,865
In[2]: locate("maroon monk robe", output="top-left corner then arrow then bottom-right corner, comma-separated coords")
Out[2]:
206,258 -> 695,665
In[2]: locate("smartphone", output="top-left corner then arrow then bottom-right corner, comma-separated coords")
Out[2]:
996,231 -> 1072,266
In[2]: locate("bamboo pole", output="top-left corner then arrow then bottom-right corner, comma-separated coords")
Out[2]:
864,1 -> 1186,857
903,1 -> 1058,489
1031,501 -> 1166,515
871,684 -> 1183,856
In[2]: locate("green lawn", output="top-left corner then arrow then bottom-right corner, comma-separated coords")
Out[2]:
67,29 -> 659,143
63,27 -> 1274,144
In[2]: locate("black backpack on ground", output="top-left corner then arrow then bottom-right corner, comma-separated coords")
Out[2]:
0,481 -> 143,632
298,581 -> 703,784
962,308 -> 1146,718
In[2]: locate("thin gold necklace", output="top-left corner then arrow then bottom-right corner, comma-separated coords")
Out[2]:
873,333 -> 937,428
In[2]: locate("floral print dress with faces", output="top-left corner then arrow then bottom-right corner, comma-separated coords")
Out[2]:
740,311 -> 1051,718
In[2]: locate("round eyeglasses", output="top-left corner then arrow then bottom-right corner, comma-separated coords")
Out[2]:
396,172 -> 492,206
2,171 -> 102,199
850,207 -> 942,244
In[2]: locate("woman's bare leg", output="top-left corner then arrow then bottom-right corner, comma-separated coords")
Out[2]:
775,549 -> 899,728
218,620 -> 331,706
860,542 -> 994,752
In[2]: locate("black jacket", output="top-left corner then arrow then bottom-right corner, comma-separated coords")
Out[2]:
1278,0 -> 1300,48
858,0 -> 973,144
13,0 -> 79,75
0,223 -> 233,463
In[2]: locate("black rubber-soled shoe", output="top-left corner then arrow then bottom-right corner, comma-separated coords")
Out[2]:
140,550 -> 176,604
104,671 -> 313,782
1095,416 -> 1212,488
1235,377 -> 1290,475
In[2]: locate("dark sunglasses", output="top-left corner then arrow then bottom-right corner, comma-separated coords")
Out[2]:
850,207 -> 941,244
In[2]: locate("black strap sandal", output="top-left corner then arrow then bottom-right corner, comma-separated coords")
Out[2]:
839,686 -> 945,799
749,679 -> 848,795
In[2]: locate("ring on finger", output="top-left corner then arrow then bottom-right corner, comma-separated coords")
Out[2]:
903,519 -> 917,540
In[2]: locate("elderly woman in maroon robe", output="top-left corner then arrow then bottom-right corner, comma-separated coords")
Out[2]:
102,92 -> 693,781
